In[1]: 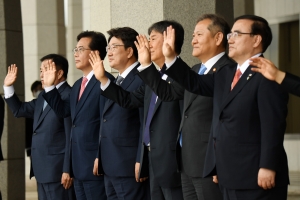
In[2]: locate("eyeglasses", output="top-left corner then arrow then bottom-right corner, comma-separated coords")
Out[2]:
227,32 -> 253,40
106,44 -> 124,52
72,46 -> 91,54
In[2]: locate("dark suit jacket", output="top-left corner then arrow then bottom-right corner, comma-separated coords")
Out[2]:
43,73 -> 114,181
0,96 -> 4,161
281,72 -> 300,97
5,82 -> 72,183
164,58 -> 289,190
98,65 -> 144,177
138,55 -> 234,177
101,66 -> 184,188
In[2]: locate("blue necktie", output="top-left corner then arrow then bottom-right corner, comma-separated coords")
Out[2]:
143,66 -> 166,145
43,100 -> 47,111
179,64 -> 207,147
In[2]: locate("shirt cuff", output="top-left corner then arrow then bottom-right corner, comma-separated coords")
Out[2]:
3,85 -> 15,99
44,85 -> 55,93
165,57 -> 177,69
137,63 -> 153,72
100,79 -> 111,91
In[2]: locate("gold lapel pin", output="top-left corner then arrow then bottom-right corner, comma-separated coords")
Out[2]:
213,68 -> 216,72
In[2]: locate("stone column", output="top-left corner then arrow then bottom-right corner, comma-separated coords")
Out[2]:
21,0 -> 66,100
90,0 -> 233,67
66,0 -> 83,85
0,1 -> 25,199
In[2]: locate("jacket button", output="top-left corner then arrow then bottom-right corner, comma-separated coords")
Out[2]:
185,116 -> 188,118
33,132 -> 36,135
103,119 -> 107,122
72,125 -> 76,128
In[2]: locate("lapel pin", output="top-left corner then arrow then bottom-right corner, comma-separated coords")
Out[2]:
247,74 -> 252,80
168,81 -> 171,84
213,68 -> 216,72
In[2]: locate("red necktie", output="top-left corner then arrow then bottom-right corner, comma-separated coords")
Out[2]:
231,68 -> 242,90
78,77 -> 88,100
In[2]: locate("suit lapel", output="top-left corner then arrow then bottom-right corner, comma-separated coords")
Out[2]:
35,82 -> 69,128
103,64 -> 140,114
34,92 -> 47,130
220,66 -> 257,112
75,75 -> 97,116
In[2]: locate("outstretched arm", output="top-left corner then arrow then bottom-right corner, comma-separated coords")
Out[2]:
250,57 -> 285,84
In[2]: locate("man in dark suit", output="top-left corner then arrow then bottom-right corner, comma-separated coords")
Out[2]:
3,54 -> 74,200
91,27 -> 149,199
159,15 -> 289,200
135,14 -> 234,200
251,57 -> 300,97
42,31 -> 114,200
90,20 -> 184,200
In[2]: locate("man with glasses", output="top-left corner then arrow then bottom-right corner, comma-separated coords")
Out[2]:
153,15 -> 289,200
91,27 -> 150,199
90,20 -> 184,200
42,31 -> 114,200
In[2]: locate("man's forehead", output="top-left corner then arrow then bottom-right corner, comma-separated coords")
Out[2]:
232,19 -> 252,31
150,30 -> 163,37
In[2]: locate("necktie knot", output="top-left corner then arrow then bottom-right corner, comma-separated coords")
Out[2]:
115,76 -> 124,86
199,64 -> 207,75
159,65 -> 167,77
231,68 -> 242,90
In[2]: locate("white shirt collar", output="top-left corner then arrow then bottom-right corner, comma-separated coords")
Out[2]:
119,61 -> 138,78
237,53 -> 261,74
56,81 -> 66,89
202,52 -> 225,74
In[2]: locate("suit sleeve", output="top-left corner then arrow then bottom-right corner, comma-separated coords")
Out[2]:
62,116 -> 72,173
280,72 -> 300,97
101,82 -> 145,109
138,63 -> 185,101
43,88 -> 71,118
165,58 -> 215,97
4,94 -> 36,119
257,77 -> 289,170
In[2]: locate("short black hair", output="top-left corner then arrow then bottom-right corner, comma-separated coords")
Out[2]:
40,54 -> 69,79
197,14 -> 230,49
148,20 -> 184,55
234,15 -> 272,53
77,31 -> 107,60
30,81 -> 42,93
107,27 -> 139,59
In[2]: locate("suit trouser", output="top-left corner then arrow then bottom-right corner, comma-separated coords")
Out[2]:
104,174 -> 150,200
219,183 -> 288,200
37,181 -> 75,200
73,178 -> 106,200
148,151 -> 183,200
181,171 -> 222,200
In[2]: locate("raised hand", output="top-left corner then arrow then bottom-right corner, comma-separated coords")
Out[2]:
250,57 -> 285,84
4,64 -> 18,86
89,51 -> 108,84
43,60 -> 57,87
163,25 -> 176,63
134,35 -> 151,66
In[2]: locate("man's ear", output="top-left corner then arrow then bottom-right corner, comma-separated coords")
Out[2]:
215,32 -> 223,46
127,47 -> 134,59
253,35 -> 262,48
57,69 -> 64,80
